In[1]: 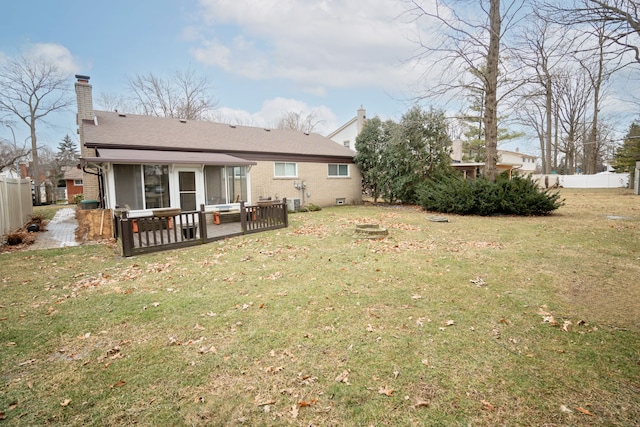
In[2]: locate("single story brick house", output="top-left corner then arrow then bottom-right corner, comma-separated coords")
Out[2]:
62,166 -> 84,203
75,76 -> 362,215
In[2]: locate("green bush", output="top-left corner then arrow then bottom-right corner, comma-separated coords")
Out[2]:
74,193 -> 84,204
417,175 -> 564,216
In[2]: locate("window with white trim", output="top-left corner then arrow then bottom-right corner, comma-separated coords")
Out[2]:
328,163 -> 349,177
274,162 -> 297,178
73,179 -> 83,186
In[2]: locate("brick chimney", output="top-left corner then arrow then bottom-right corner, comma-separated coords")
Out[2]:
74,74 -> 93,125
74,74 -> 99,202
19,162 -> 28,179
357,106 -> 366,134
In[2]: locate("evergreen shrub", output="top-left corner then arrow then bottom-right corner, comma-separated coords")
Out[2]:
417,174 -> 564,216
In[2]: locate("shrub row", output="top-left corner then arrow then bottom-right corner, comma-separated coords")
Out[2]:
417,174 -> 564,216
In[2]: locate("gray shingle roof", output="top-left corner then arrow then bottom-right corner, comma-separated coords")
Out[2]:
83,111 -> 356,161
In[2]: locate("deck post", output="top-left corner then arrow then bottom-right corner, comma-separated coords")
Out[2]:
240,201 -> 246,232
199,204 -> 207,242
282,197 -> 288,228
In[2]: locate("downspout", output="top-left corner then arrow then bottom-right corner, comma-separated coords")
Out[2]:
82,166 -> 105,208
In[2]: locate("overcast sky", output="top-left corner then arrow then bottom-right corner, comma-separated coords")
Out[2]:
0,0 -> 638,156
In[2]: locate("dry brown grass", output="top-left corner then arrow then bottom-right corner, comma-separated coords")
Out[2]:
1,189 -> 639,426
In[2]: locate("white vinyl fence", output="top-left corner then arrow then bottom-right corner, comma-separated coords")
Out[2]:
1,177 -> 33,236
533,173 -> 630,189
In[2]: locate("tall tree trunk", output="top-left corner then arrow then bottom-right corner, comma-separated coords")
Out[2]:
545,75 -> 553,175
483,0 -> 501,181
30,121 -> 40,205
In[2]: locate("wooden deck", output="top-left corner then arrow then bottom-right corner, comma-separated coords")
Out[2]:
114,200 -> 288,256
131,220 -> 242,249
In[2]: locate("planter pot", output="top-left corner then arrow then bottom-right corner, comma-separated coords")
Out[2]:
153,208 -> 181,217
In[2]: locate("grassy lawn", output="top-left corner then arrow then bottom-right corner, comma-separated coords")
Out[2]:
1,189 -> 639,426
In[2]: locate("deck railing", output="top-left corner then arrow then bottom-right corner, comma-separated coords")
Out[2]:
114,198 -> 288,256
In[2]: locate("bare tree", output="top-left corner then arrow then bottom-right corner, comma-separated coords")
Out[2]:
95,92 -> 131,113
276,111 -> 325,133
404,0 -> 527,181
545,0 -> 640,64
0,135 -> 30,174
576,21 -> 619,173
516,16 -> 572,174
0,55 -> 73,204
554,71 -> 591,174
126,67 -> 218,120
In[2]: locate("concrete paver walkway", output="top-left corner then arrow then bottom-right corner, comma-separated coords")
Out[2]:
28,208 -> 80,250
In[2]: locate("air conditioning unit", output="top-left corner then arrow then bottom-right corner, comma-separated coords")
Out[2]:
287,198 -> 301,212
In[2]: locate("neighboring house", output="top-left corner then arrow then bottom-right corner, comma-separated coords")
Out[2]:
62,166 -> 84,203
75,75 -> 361,214
450,148 -> 538,179
327,107 -> 366,151
498,149 -> 537,176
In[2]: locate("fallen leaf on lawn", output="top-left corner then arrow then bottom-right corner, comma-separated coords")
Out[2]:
255,399 -> 276,406
18,359 -> 35,366
194,323 -> 205,331
290,404 -> 299,419
393,370 -> 400,379
499,318 -> 510,325
411,294 -> 423,299
8,403 -> 17,411
481,400 -> 495,411
575,407 -> 594,416
264,365 -> 284,374
298,398 -> 318,407
414,400 -> 430,408
110,380 -> 126,388
378,387 -> 394,397
199,345 -> 217,354
0,412 -> 5,420
445,320 -> 455,326
471,277 -> 487,287
60,399 -> 72,407
560,405 -> 573,413
366,324 -> 375,332
562,320 -> 572,332
367,307 -> 380,318
6,342 -> 16,346
335,370 -> 350,384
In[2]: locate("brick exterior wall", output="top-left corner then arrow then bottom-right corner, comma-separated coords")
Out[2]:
65,179 -> 84,203
249,161 -> 362,207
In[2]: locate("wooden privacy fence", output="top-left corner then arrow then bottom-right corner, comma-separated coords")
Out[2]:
1,177 -> 33,237
114,199 -> 288,257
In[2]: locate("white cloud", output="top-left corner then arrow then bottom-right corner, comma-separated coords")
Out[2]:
213,97 -> 338,134
191,0 -> 430,95
24,43 -> 80,75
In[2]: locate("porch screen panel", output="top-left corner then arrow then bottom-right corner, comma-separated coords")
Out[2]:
144,165 -> 170,209
114,164 -> 143,210
226,166 -> 247,203
204,166 -> 225,205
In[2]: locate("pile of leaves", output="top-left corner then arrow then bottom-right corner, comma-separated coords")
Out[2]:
417,174 -> 564,216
